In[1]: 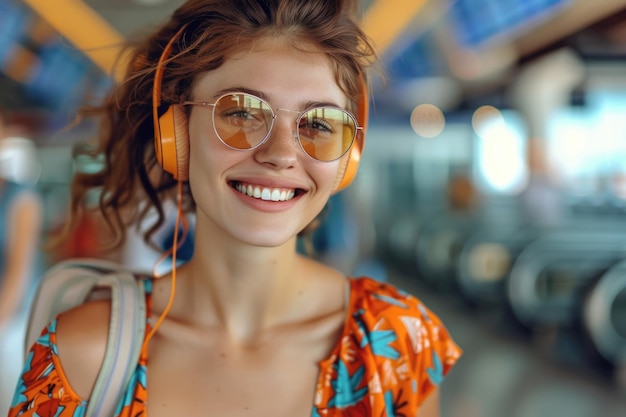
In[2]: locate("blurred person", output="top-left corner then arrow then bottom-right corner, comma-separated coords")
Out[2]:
47,209 -> 107,261
0,115 -> 43,416
44,143 -> 118,262
447,171 -> 478,214
8,1 -> 461,416
520,140 -> 565,227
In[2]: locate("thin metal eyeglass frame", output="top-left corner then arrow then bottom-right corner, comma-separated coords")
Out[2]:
182,92 -> 362,162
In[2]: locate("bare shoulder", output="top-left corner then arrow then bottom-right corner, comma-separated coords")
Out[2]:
297,255 -> 347,312
55,300 -> 111,400
299,254 -> 346,281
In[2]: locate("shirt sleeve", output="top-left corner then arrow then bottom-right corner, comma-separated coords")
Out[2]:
402,295 -> 462,404
358,279 -> 462,410
7,320 -> 87,417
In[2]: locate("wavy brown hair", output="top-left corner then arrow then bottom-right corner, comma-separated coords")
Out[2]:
65,0 -> 377,250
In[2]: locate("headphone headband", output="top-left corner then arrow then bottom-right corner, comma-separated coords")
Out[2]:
152,25 -> 188,177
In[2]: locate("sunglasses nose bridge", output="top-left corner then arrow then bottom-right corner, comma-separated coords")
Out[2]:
272,108 -> 302,142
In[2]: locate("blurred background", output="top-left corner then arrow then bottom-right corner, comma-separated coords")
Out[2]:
2,0 -> 626,416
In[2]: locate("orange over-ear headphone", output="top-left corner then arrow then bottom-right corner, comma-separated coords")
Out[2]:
152,26 -> 369,192
152,26 -> 191,182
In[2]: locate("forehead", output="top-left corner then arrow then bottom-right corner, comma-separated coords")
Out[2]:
190,37 -> 345,105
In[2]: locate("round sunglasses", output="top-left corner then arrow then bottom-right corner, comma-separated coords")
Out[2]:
183,92 -> 361,162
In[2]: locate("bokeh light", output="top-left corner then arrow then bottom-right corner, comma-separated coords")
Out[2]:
410,103 -> 445,138
472,105 -> 505,137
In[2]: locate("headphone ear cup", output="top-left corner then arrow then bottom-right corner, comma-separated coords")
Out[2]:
155,104 -> 190,180
171,105 -> 190,181
333,76 -> 368,193
332,134 -> 362,193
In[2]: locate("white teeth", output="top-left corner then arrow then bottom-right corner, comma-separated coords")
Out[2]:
235,183 -> 296,201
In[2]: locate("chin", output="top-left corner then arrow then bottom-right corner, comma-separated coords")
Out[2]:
230,226 -> 299,248
244,235 -> 295,249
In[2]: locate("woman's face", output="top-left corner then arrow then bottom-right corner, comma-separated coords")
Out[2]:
187,37 -> 346,248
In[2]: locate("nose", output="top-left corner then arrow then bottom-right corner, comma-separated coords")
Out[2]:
253,116 -> 299,168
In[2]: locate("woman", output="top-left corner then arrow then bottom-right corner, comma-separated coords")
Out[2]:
9,1 -> 461,416
0,122 -> 43,416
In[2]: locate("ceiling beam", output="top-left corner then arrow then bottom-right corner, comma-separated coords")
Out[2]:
362,0 -> 429,54
20,0 -> 428,81
514,0 -> 626,57
20,0 -> 125,79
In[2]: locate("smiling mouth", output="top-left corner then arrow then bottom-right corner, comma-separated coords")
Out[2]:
232,181 -> 302,201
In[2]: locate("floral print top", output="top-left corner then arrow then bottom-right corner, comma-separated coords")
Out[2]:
8,277 -> 461,417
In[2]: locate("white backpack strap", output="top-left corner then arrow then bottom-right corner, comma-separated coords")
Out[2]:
25,258 -> 148,417
25,263 -> 108,352
86,272 -> 146,417
25,258 -> 148,352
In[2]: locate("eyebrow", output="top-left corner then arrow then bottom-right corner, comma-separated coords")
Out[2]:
210,86 -> 346,110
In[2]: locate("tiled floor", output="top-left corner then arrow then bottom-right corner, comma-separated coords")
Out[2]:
387,270 -> 626,417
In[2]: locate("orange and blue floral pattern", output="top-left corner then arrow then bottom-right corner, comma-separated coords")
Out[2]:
8,277 -> 461,417
312,278 -> 461,416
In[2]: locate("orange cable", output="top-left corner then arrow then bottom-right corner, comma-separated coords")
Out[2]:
143,180 -> 184,347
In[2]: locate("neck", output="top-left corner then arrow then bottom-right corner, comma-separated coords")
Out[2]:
161,219 -> 309,346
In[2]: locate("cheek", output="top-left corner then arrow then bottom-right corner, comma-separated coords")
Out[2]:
315,161 -> 342,195
187,112 -> 225,168
188,130 -> 208,174
186,120 -> 223,190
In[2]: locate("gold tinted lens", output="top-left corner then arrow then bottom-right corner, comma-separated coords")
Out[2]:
213,93 -> 273,149
298,108 -> 356,161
